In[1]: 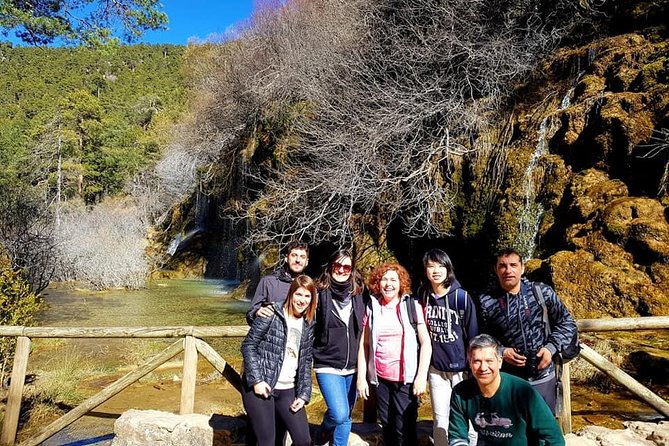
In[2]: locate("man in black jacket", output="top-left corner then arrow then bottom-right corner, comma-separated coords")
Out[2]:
246,240 -> 310,324
478,248 -> 577,413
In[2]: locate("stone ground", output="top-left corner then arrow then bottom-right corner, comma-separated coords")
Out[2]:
37,416 -> 669,446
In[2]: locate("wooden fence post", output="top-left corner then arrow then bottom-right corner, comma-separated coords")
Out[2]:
579,343 -> 669,418
557,362 -> 572,434
180,336 -> 197,414
1,336 -> 30,445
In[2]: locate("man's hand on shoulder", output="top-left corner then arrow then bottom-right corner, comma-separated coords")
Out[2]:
256,305 -> 275,318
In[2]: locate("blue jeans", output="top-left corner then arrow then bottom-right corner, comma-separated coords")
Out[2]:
316,372 -> 357,446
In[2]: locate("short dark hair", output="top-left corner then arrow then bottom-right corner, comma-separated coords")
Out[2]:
495,247 -> 523,264
285,240 -> 309,257
422,249 -> 456,286
468,333 -> 500,357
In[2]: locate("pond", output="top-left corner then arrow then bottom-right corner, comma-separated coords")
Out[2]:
39,278 -> 248,327
24,279 -> 251,446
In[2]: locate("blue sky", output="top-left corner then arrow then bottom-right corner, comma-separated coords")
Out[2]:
142,1 -> 256,45
2,1 -> 256,46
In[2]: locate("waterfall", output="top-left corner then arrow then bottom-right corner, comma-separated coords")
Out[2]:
516,118 -> 550,260
516,88 -> 574,260
167,187 -> 209,257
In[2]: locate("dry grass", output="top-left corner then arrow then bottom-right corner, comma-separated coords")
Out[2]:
27,349 -> 91,406
570,336 -> 630,392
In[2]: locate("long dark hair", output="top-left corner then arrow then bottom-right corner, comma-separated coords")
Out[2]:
317,249 -> 364,295
422,249 -> 457,288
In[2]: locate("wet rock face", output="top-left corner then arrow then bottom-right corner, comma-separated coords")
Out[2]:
519,18 -> 669,318
546,173 -> 669,318
551,33 -> 668,193
567,169 -> 628,222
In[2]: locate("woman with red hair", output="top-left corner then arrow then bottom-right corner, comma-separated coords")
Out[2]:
357,263 -> 432,446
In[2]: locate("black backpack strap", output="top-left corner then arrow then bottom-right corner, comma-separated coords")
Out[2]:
406,295 -> 418,336
531,282 -> 551,340
455,289 -> 466,325
455,288 -> 468,343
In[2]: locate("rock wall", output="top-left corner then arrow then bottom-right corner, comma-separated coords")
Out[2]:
477,5 -> 669,318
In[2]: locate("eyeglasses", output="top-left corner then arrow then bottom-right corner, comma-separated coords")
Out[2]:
332,262 -> 352,274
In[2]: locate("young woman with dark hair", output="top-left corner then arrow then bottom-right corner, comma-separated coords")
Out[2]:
313,249 -> 367,446
241,275 -> 317,446
417,249 -> 478,446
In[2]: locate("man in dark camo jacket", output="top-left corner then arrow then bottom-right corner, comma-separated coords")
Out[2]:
477,248 -> 577,413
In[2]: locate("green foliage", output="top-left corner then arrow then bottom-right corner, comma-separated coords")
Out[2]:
0,253 -> 40,326
0,249 -> 41,374
0,0 -> 167,47
0,44 -> 186,203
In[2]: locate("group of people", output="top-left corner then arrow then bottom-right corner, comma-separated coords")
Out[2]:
240,241 -> 577,446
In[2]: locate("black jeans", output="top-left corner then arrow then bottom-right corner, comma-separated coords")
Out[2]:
242,382 -> 311,446
376,378 -> 418,446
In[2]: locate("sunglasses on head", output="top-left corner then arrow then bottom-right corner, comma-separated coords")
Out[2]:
332,262 -> 352,274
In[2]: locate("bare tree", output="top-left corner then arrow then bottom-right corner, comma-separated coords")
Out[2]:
0,187 -> 57,293
185,0 -> 599,248
54,199 -> 149,289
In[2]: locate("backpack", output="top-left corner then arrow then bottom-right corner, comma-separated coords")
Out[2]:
406,295 -> 420,336
530,282 -> 581,362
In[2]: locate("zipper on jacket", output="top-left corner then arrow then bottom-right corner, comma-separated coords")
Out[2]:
332,308 -> 351,369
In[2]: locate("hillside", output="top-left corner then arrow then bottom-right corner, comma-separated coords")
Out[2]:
0,44 -> 186,203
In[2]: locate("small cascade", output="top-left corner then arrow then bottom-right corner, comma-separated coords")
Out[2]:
516,88 -> 574,260
516,118 -> 550,260
167,186 -> 209,257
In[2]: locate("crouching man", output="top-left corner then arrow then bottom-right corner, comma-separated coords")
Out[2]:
448,334 -> 564,446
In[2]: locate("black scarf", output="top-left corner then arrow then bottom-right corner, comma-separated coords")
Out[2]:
330,279 -> 352,309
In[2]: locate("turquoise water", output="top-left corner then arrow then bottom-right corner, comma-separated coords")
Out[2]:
32,279 -> 250,366
28,280 -> 251,446
38,279 -> 249,327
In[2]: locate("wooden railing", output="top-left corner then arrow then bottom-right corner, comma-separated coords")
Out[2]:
558,316 -> 669,433
1,317 -> 668,445
0,326 -> 249,446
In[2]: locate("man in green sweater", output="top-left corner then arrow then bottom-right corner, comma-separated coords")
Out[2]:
448,334 -> 565,446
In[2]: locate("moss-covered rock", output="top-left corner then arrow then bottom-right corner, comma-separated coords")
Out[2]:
600,197 -> 669,262
545,249 -> 669,318
567,169 -> 628,221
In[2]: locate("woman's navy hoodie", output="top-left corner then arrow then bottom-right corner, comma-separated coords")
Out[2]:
418,279 -> 478,372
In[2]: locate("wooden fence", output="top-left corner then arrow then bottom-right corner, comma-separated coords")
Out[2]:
0,327 -> 248,446
0,317 -> 668,445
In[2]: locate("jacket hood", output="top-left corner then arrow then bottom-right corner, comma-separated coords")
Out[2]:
273,266 -> 294,283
